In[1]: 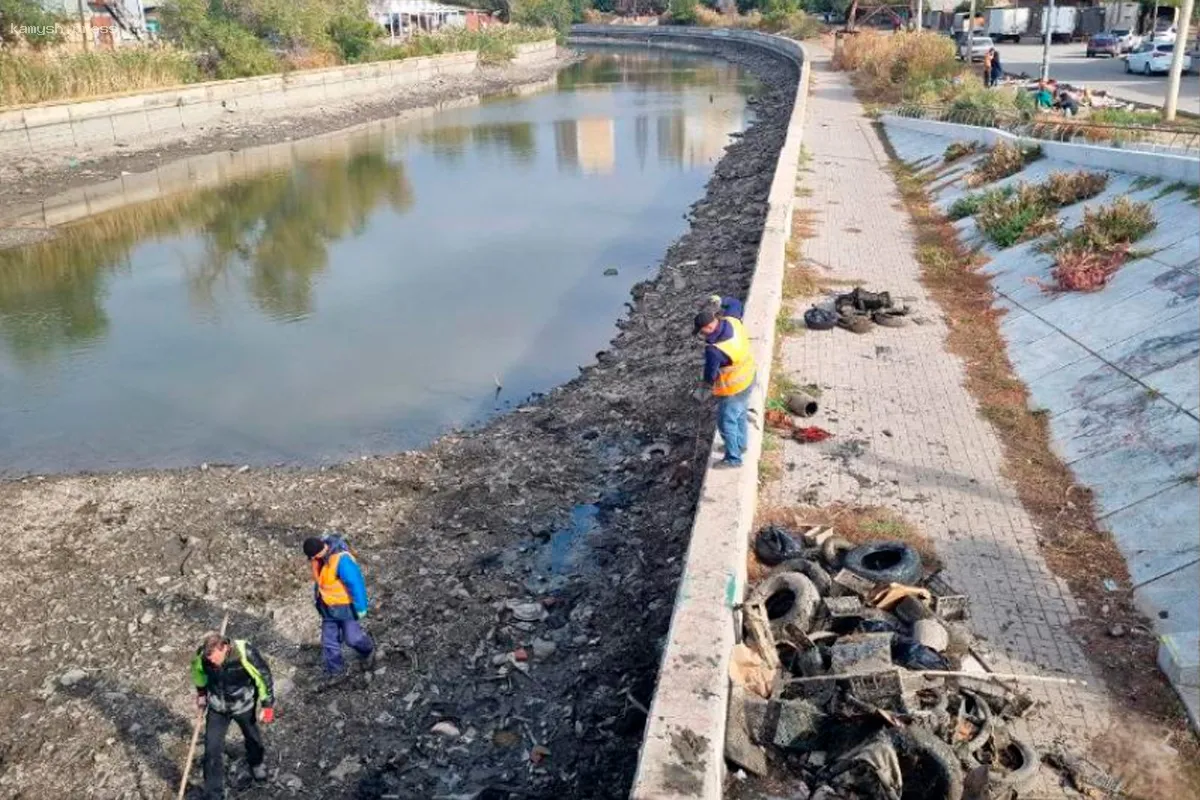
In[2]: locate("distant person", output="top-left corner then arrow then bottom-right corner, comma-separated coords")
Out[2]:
303,533 -> 375,685
983,49 -> 995,86
989,48 -> 1003,86
191,633 -> 275,799
692,306 -> 756,469
1035,80 -> 1055,109
1055,88 -> 1080,116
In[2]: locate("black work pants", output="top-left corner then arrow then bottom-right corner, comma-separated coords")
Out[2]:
203,708 -> 264,799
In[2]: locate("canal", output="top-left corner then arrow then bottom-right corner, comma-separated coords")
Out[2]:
0,49 -> 758,474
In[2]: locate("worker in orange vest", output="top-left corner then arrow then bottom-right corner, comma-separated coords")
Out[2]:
303,534 -> 375,684
693,305 -> 757,468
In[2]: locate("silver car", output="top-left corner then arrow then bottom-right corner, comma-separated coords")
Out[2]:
957,34 -> 995,62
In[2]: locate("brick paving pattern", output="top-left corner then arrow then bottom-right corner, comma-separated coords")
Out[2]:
762,51 -> 1114,794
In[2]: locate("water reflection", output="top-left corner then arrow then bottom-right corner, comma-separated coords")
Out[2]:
0,48 -> 756,474
418,122 -> 537,164
0,152 -> 412,364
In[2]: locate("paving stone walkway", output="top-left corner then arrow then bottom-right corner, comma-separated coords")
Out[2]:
761,49 -> 1114,795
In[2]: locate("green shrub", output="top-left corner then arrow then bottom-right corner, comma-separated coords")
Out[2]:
975,184 -> 1058,248
946,186 -> 1012,220
668,0 -> 700,23
966,141 -> 1042,187
0,0 -> 64,47
511,0 -> 573,36
328,11 -> 380,62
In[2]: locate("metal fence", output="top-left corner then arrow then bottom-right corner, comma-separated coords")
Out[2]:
888,104 -> 1200,157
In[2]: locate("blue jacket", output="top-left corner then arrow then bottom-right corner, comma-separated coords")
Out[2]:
702,319 -> 736,385
313,536 -> 369,621
718,296 -> 744,320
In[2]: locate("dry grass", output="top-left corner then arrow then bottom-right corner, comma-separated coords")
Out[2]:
965,141 -> 1043,187
881,132 -> 1200,784
0,48 -> 201,107
942,140 -> 979,164
782,208 -> 823,300
833,30 -> 959,105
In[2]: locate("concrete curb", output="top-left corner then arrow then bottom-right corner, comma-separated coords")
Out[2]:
568,26 -> 810,800
881,115 -> 1200,185
0,41 -> 556,160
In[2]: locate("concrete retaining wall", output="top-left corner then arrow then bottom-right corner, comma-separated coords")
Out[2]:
0,41 -> 557,160
883,115 -> 1200,186
567,26 -> 810,800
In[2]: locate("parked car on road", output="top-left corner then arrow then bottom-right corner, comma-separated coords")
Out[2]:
1109,28 -> 1141,52
1125,41 -> 1191,74
1087,32 -> 1121,57
957,34 -> 995,61
1147,25 -> 1177,44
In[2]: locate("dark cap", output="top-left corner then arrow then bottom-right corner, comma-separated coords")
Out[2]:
302,537 -> 325,559
693,309 -> 717,335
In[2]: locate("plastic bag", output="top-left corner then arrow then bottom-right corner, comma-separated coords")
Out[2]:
754,525 -> 804,566
892,636 -> 951,671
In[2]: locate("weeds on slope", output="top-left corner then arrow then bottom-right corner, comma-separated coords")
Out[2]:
879,131 -> 1200,784
964,141 -> 1043,187
973,171 -> 1109,248
1040,197 -> 1156,291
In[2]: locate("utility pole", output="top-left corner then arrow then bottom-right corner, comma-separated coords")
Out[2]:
76,0 -> 90,51
915,0 -> 923,30
967,0 -> 976,55
1040,0 -> 1054,81
1163,0 -> 1195,120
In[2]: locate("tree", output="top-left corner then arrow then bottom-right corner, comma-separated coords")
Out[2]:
0,0 -> 65,48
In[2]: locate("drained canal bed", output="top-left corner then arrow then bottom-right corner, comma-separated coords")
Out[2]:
0,41 -> 797,800
0,49 -> 756,475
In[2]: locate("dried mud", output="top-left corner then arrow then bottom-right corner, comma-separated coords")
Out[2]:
0,47 -> 799,800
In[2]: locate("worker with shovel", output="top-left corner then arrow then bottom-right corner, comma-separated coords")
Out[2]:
191,633 -> 275,798
303,534 -> 375,687
693,304 -> 757,469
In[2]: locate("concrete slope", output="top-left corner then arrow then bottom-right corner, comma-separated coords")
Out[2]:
885,116 -> 1199,725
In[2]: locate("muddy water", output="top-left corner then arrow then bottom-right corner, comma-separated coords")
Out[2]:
0,50 -> 756,474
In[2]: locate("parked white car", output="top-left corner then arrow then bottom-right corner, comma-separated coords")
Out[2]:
1147,25 -> 1177,44
1109,28 -> 1141,52
1125,41 -> 1191,74
957,34 -> 995,61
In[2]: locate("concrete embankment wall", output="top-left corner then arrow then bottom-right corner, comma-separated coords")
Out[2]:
884,114 -> 1200,726
0,41 -> 557,160
568,26 -> 810,799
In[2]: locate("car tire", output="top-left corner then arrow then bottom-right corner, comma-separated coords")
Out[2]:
843,541 -> 924,585
1144,63 -> 1152,75
747,572 -> 820,636
1126,60 -> 1133,73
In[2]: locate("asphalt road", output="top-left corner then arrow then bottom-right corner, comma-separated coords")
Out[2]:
992,41 -> 1200,115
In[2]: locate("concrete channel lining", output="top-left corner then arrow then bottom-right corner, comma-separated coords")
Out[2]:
0,41 -> 557,160
567,26 -> 810,800
882,115 -> 1200,725
881,115 -> 1200,186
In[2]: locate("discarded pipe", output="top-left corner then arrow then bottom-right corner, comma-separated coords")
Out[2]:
919,670 -> 1087,686
787,391 -> 819,418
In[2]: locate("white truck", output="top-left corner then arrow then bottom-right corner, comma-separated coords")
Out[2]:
984,7 -> 1030,42
1103,1 -> 1139,32
1039,5 -> 1078,42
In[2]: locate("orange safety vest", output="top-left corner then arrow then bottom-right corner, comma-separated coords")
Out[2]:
711,317 -> 756,397
312,552 -> 351,607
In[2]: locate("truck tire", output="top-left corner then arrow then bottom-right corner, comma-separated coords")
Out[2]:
766,557 -> 833,596
843,541 -> 923,585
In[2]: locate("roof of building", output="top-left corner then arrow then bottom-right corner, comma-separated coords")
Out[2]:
370,0 -> 483,14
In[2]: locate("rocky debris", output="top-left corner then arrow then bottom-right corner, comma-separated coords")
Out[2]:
0,43 -> 799,800
727,523 -> 1055,799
